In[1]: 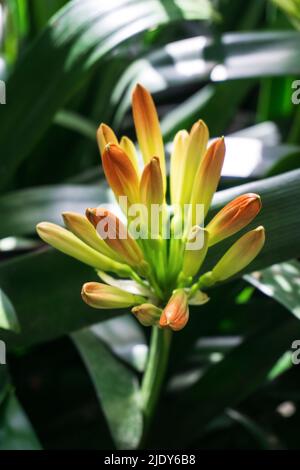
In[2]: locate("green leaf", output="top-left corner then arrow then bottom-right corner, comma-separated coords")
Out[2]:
225,408 -> 277,450
118,31 -> 300,92
256,77 -> 295,123
268,351 -> 293,381
0,249 -> 124,349
0,184 -> 108,238
27,0 -> 68,32
0,288 -> 20,332
0,391 -> 41,450
245,260 -> 300,320
90,315 -> 147,372
165,314 -> 300,446
0,0 -> 214,190
73,328 -> 143,450
2,0 -> 29,67
0,367 -> 10,407
54,110 -> 97,141
271,0 -> 300,28
203,135 -> 299,179
113,31 -> 300,130
161,81 -> 252,140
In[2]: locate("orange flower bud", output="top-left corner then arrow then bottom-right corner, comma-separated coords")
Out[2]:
102,143 -> 139,208
82,282 -> 145,309
211,226 -> 265,282
132,84 -> 166,190
131,303 -> 162,327
140,157 -> 164,207
139,157 -> 164,235
189,137 -> 225,227
86,208 -> 144,269
97,123 -> 118,156
159,289 -> 189,331
206,193 -> 262,246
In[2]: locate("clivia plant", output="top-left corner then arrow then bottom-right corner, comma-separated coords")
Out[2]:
36,84 -> 265,442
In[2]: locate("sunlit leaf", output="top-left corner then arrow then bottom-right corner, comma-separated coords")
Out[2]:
0,184 -> 110,238
0,391 -> 41,450
73,328 -> 143,449
245,260 -> 300,320
0,0 -> 215,190
160,314 -> 300,446
0,288 -> 19,333
0,250 -> 124,348
113,31 -> 300,130
89,315 -> 148,372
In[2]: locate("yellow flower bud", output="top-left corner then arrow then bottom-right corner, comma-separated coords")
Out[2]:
170,129 -> 189,205
206,193 -> 262,246
182,227 -> 209,278
82,282 -> 145,309
36,222 -> 130,276
179,120 -> 209,206
159,289 -> 189,331
120,136 -> 140,176
62,211 -> 117,260
131,303 -> 162,327
211,226 -> 265,281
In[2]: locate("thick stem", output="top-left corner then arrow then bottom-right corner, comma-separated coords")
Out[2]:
140,326 -> 172,447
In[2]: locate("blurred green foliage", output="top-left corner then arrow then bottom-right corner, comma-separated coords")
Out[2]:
0,0 -> 300,450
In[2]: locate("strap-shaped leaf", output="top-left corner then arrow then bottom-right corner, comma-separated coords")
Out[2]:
112,31 -> 300,130
0,250 -> 124,348
0,0 -> 214,190
73,328 -> 142,449
0,184 -> 107,238
158,314 -> 300,446
0,391 -> 41,450
0,289 -> 19,333
245,260 -> 300,320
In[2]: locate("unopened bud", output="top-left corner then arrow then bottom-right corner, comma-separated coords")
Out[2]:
211,226 -> 266,282
159,289 -> 189,331
86,208 -> 145,269
131,303 -> 162,327
182,227 -> 209,278
36,222 -> 130,277
206,193 -> 262,246
82,282 -> 145,309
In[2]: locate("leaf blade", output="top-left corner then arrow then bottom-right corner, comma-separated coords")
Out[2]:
73,328 -> 143,450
